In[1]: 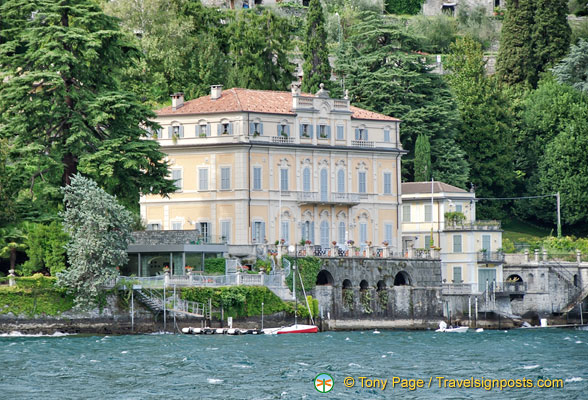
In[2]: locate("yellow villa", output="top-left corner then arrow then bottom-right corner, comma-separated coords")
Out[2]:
141,84 -> 405,257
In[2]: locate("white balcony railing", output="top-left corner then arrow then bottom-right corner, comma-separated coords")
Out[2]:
271,136 -> 296,144
351,140 -> 375,148
296,192 -> 360,204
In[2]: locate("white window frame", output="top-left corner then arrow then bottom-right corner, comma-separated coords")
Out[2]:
453,234 -> 462,253
221,220 -> 231,243
280,168 -> 289,191
383,172 -> 392,195
172,168 -> 182,192
358,171 -> 367,194
253,166 -> 262,190
220,167 -> 231,190
199,167 -> 209,191
424,204 -> 433,222
402,205 -> 411,222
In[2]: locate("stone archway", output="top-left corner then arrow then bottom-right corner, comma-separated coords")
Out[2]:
377,280 -> 387,291
394,271 -> 411,286
316,270 -> 334,286
506,274 -> 523,283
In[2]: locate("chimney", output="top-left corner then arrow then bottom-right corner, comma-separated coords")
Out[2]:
211,85 -> 223,100
171,92 -> 184,110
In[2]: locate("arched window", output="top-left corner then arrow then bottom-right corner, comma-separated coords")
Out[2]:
337,169 -> 345,193
303,167 -> 311,192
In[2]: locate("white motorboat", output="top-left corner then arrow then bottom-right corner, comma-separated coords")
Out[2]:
435,321 -> 469,333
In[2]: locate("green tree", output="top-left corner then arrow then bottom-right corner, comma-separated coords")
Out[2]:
514,76 -> 588,227
446,36 -> 516,217
21,222 -> 68,276
0,226 -> 27,273
538,118 -> 588,229
553,39 -> 588,94
58,174 -> 133,309
336,12 -> 469,186
227,10 -> 294,91
0,0 -> 175,212
385,0 -> 424,15
532,0 -> 571,74
496,0 -> 536,87
302,0 -> 331,93
414,134 -> 431,181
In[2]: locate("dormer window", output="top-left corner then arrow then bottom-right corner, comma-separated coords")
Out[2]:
217,122 -> 233,135
318,124 -> 330,139
169,125 -> 183,139
355,128 -> 368,141
278,123 -> 290,137
299,123 -> 313,138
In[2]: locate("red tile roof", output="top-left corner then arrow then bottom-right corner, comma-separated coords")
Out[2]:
156,88 -> 399,122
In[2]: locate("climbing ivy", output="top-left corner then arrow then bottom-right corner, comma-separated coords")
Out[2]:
343,289 -> 354,311
360,290 -> 373,314
283,256 -> 322,296
378,290 -> 389,310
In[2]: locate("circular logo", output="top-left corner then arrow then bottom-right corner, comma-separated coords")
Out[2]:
314,373 -> 334,393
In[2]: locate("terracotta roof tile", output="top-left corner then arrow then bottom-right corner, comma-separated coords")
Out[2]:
402,182 -> 469,195
156,88 -> 399,121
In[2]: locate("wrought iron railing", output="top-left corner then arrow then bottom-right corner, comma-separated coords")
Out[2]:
477,251 -> 505,263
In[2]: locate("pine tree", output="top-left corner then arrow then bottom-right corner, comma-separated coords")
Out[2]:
0,0 -> 175,211
414,134 -> 431,182
302,0 -> 331,93
553,39 -> 588,94
496,0 -> 537,87
532,0 -> 571,74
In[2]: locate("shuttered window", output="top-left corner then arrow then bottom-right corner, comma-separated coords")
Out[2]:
336,125 -> 344,140
253,167 -> 262,190
199,168 -> 208,191
425,204 -> 433,222
220,167 -> 231,190
383,172 -> 392,194
337,169 -> 345,193
402,205 -> 411,222
453,235 -> 462,253
172,169 -> 182,191
358,171 -> 366,193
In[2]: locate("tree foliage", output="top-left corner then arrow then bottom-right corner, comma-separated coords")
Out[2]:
414,134 -> 431,181
385,0 -> 424,15
58,174 -> 133,309
497,0 -> 571,88
553,39 -> 588,94
0,0 -> 175,213
335,12 -> 469,186
302,0 -> 331,93
446,36 -> 515,217
514,76 -> 588,230
496,0 -> 536,87
21,222 -> 68,277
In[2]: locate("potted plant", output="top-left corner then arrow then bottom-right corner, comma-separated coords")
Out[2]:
280,238 -> 286,245
332,241 -> 337,246
305,240 -> 312,245
281,131 -> 288,138
199,132 -> 207,138
185,265 -> 193,272
172,133 -> 179,144
253,131 -> 260,137
275,240 -> 280,246
382,241 -> 389,247
299,239 -> 306,246
163,265 -> 170,273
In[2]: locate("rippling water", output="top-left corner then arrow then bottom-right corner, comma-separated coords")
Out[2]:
1,329 -> 587,399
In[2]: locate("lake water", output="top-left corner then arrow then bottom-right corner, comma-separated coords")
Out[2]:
1,329 -> 587,399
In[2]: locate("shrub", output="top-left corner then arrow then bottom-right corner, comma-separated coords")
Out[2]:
204,258 -> 226,275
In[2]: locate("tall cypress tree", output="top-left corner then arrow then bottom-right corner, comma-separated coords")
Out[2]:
302,0 -> 331,93
532,0 -> 571,74
496,0 -> 536,87
414,134 -> 431,182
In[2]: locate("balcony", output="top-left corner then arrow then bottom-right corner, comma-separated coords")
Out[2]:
477,251 -> 505,264
443,220 -> 501,231
296,191 -> 360,205
351,139 -> 375,148
271,136 -> 296,144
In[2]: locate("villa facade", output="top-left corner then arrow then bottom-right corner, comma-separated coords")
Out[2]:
141,85 -> 405,257
401,181 -> 504,294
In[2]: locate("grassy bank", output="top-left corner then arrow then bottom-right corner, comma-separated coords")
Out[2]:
0,276 -> 74,317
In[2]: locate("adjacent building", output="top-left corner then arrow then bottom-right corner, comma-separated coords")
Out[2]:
422,0 -> 506,16
141,84 -> 405,257
401,181 -> 504,293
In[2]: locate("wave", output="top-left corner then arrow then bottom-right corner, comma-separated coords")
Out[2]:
0,331 -> 69,337
565,377 -> 583,383
522,364 -> 540,370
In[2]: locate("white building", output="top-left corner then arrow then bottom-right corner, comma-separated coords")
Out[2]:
401,181 -> 504,293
